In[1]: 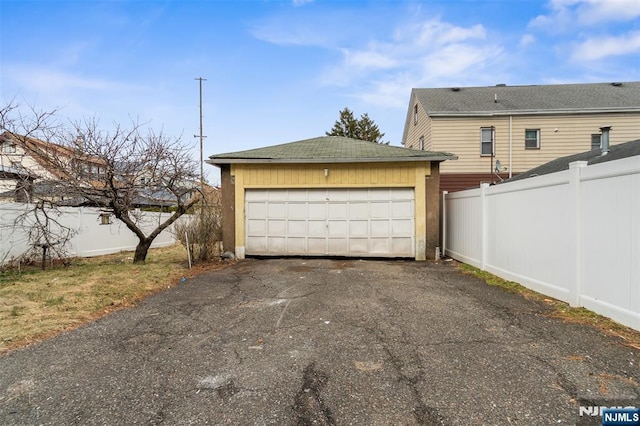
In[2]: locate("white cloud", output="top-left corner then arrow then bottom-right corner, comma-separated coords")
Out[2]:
341,45 -> 398,70
571,31 -> 640,61
5,64 -> 139,94
530,0 -> 640,30
519,34 -> 536,47
319,17 -> 500,107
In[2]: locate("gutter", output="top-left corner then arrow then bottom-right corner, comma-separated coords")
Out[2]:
207,155 -> 458,166
427,107 -> 640,117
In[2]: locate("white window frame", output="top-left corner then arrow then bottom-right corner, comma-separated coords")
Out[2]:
525,129 -> 540,149
413,104 -> 418,125
591,134 -> 601,150
3,142 -> 17,153
480,127 -> 494,156
419,136 -> 424,150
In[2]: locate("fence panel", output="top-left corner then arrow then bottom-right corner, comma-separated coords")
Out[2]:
0,203 -> 180,264
444,188 -> 483,268
444,155 -> 640,331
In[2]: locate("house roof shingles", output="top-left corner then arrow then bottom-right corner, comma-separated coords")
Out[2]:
207,136 -> 456,165
411,81 -> 640,116
506,139 -> 640,182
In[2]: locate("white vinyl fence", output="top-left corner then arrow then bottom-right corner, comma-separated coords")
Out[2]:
0,203 -> 182,264
444,155 -> 640,331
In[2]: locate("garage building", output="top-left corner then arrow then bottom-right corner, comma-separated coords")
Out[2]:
207,136 -> 455,260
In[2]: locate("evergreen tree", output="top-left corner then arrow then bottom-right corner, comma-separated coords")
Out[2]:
326,107 -> 387,143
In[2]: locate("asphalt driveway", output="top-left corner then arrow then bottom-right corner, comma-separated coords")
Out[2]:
1,258 -> 638,425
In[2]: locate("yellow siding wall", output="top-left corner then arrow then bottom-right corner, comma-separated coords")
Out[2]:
232,162 -> 432,260
430,112 -> 640,174
235,162 -> 429,187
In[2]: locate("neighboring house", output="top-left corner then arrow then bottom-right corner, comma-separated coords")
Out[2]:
207,136 -> 456,261
0,132 -> 108,204
0,165 -> 35,202
402,81 -> 640,192
505,136 -> 640,183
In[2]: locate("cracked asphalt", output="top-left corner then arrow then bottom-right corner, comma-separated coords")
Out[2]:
1,258 -> 639,425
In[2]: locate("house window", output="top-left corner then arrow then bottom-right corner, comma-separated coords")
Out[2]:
419,136 -> 425,150
525,129 -> 540,149
413,104 -> 418,125
99,213 -> 111,225
3,143 -> 17,153
480,127 -> 494,156
10,161 -> 22,170
591,134 -> 601,150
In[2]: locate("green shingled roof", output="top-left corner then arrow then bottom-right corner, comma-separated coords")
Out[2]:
207,136 -> 456,165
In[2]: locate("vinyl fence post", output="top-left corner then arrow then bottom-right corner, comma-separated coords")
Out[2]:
442,191 -> 448,257
480,183 -> 490,271
569,161 -> 587,307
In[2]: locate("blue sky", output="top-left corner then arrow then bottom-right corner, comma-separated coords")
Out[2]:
2,0 -> 639,184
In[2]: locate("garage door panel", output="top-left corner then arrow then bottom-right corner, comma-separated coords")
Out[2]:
246,236 -> 267,252
246,188 -> 414,257
308,238 -> 327,253
350,238 -> 369,253
288,203 -> 308,219
308,221 -> 327,236
287,237 -> 307,253
267,237 -> 286,252
247,202 -> 267,217
328,221 -> 348,236
268,203 -> 287,218
287,221 -> 307,235
328,203 -> 347,218
328,238 -> 348,253
392,201 -> 413,217
247,219 -> 267,234
329,189 -> 349,201
370,202 -> 390,218
392,219 -> 413,234
350,220 -> 368,237
349,203 -> 368,218
268,220 -> 286,234
370,220 -> 390,236
392,238 -> 413,254
391,188 -> 414,199
370,238 -> 390,253
309,204 -> 327,219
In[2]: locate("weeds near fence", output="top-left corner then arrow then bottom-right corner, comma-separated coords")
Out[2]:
457,262 -> 640,350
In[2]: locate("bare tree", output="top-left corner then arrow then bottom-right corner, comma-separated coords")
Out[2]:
1,100 -> 77,269
1,101 -> 202,263
173,185 -> 222,263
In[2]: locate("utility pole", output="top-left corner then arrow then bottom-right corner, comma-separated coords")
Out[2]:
194,77 -> 207,187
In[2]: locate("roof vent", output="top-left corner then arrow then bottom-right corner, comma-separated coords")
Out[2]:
495,83 -> 507,87
451,87 -> 460,92
611,82 -> 622,87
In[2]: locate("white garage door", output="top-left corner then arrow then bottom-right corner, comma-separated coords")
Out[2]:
245,188 -> 415,257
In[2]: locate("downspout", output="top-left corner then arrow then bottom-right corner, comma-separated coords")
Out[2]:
509,115 -> 513,179
600,126 -> 611,156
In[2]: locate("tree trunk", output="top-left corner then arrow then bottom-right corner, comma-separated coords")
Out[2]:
133,239 -> 153,263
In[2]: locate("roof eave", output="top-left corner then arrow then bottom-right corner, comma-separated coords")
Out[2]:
428,107 -> 640,117
207,155 -> 457,166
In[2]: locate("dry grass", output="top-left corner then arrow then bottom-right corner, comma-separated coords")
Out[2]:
457,262 -> 640,350
0,244 -> 229,354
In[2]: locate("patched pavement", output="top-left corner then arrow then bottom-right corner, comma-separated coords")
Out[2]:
1,258 -> 638,425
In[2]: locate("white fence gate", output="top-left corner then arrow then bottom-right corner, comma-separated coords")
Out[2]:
0,203 -> 181,264
444,156 -> 640,331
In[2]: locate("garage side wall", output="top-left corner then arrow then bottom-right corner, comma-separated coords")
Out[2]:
220,165 -> 236,253
231,162 -> 434,260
